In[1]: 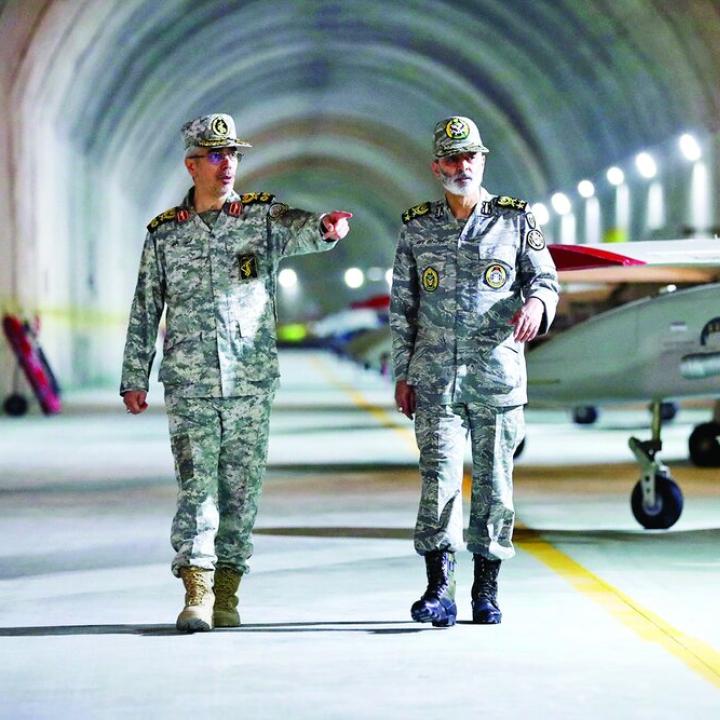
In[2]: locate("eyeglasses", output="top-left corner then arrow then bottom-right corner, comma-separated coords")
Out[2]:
188,148 -> 242,164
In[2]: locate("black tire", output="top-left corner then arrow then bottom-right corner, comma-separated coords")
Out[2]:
688,422 -> 720,467
3,394 -> 29,417
572,406 -> 598,425
658,401 -> 679,423
514,437 -> 526,459
630,474 -> 683,529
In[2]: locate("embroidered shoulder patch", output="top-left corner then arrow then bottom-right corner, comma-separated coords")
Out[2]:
526,229 -> 545,251
268,202 -> 289,219
421,266 -> 439,292
147,207 -> 180,233
496,195 -> 528,212
240,191 -> 275,205
402,202 -> 432,224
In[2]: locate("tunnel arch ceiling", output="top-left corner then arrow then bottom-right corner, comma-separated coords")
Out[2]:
4,0 -> 720,331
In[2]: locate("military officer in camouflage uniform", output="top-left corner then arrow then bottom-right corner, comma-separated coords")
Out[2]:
120,113 -> 351,632
390,116 -> 559,627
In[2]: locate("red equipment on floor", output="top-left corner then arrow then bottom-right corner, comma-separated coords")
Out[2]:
2,314 -> 62,416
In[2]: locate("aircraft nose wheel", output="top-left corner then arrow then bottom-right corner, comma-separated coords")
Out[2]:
631,473 -> 683,529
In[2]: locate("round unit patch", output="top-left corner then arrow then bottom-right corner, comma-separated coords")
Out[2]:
484,263 -> 507,289
445,117 -> 470,139
525,210 -> 537,229
211,116 -> 229,137
269,202 -> 289,219
422,266 -> 440,292
526,229 -> 545,250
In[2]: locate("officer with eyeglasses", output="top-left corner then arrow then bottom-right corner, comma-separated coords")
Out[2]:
120,112 -> 352,632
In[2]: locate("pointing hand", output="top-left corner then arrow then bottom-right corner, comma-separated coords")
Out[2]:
321,211 -> 352,241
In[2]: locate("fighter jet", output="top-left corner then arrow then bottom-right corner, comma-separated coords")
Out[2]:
528,238 -> 720,529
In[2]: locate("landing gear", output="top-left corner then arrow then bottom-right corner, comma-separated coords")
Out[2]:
628,400 -> 684,529
688,422 -> 720,467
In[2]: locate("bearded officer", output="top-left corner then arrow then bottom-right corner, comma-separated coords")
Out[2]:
390,116 -> 559,626
120,113 -> 351,632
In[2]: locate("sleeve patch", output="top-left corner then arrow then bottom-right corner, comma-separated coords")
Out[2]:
240,191 -> 275,205
526,228 -> 545,250
268,202 -> 289,219
402,202 -> 431,224
496,195 -> 528,212
147,207 -> 180,233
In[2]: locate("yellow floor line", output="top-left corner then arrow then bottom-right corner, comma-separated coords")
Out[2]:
314,354 -> 720,689
310,356 -> 417,453
518,529 -> 720,688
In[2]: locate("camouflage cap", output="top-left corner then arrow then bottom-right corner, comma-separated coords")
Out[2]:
433,116 -> 489,158
181,113 -> 252,151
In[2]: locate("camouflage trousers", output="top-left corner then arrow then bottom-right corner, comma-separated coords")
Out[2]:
165,392 -> 274,577
413,400 -> 524,560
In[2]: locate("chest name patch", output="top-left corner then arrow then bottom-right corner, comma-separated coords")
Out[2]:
238,254 -> 258,280
421,266 -> 439,292
484,263 -> 507,289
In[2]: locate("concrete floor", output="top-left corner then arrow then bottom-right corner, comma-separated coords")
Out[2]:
0,350 -> 718,718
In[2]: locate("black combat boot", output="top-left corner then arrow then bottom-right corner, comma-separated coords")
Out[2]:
471,555 -> 502,624
410,550 -> 457,627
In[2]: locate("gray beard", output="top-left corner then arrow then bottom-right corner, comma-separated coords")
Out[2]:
440,175 -> 481,196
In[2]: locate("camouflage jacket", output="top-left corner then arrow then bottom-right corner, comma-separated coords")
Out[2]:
120,188 -> 336,397
390,190 -> 559,406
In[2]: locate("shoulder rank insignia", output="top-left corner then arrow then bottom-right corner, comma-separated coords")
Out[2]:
240,191 -> 275,206
147,207 -> 185,233
402,202 -> 432,224
496,195 -> 528,212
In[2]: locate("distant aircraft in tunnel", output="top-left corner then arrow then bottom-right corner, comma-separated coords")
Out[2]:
331,238 -> 720,530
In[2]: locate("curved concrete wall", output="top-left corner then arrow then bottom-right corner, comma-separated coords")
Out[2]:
1,0 -> 719,396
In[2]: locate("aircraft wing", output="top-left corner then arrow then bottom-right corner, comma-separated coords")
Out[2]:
549,238 -> 720,283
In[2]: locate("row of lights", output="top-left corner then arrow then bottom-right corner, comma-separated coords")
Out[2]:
534,133 -> 703,221
278,266 -> 393,290
280,133 -> 706,292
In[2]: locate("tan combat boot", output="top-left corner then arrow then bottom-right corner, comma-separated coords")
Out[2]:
213,566 -> 242,627
176,567 -> 215,632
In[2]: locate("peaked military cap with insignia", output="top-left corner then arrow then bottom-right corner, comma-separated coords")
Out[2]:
181,113 -> 252,151
433,116 -> 489,158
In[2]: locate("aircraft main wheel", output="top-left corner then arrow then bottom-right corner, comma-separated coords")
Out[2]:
572,406 -> 598,425
688,422 -> 720,467
658,401 -> 679,422
3,393 -> 29,417
630,474 -> 683,529
514,437 -> 526,459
